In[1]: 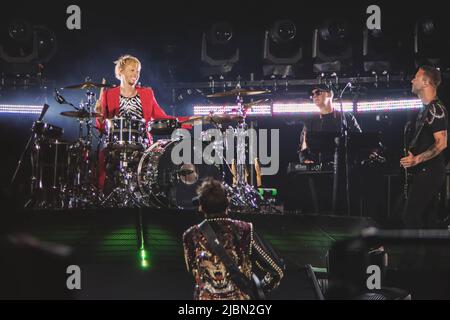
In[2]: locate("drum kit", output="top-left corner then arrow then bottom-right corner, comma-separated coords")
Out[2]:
19,81 -> 271,212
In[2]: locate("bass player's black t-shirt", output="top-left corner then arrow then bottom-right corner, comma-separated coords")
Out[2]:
410,99 -> 448,169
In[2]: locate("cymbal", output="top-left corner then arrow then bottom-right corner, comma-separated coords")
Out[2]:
243,99 -> 270,109
207,88 -> 270,98
181,114 -> 244,126
180,116 -> 209,126
63,81 -> 111,90
210,114 -> 243,124
60,110 -> 103,119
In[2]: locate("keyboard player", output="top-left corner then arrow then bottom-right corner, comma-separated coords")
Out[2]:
298,84 -> 362,166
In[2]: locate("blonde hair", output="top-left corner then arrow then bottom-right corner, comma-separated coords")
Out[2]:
114,55 -> 141,80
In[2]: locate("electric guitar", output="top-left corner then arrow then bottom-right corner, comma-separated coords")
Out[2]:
403,107 -> 428,197
403,121 -> 412,200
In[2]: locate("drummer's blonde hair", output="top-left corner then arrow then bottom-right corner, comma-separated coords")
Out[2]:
114,55 -> 141,80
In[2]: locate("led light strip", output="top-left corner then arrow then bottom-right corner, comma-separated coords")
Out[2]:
0,104 -> 43,115
193,105 -> 272,115
356,99 -> 422,112
273,102 -> 354,114
194,99 -> 423,115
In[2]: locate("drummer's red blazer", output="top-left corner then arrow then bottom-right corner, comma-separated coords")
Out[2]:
96,86 -> 181,129
96,86 -> 189,190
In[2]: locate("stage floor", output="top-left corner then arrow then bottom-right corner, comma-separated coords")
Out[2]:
1,208 -> 376,299
2,208 -> 449,299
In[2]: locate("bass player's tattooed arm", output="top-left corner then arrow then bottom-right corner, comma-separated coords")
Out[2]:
416,130 -> 448,163
400,130 -> 447,168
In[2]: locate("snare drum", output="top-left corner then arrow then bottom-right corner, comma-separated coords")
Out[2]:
148,118 -> 180,135
106,117 -> 146,150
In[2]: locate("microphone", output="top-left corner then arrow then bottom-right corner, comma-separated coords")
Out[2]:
54,89 -> 66,104
37,103 -> 50,122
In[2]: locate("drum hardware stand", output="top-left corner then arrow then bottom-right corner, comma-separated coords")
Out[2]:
226,85 -> 265,213
55,89 -> 100,208
10,104 -> 50,209
100,150 -> 143,208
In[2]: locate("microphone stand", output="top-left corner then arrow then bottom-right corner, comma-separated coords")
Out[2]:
332,82 -> 352,216
55,89 -> 80,111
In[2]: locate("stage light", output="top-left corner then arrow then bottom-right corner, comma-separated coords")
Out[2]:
193,99 -> 423,116
139,248 -> 150,269
263,20 -> 303,78
356,99 -> 422,112
0,104 -> 43,115
200,22 -> 239,78
414,17 -> 445,68
270,20 -> 297,43
319,21 -> 347,41
421,19 -> 435,35
208,22 -> 233,45
362,28 -> 392,73
272,102 -> 353,114
0,21 -> 57,79
1,20 -> 36,63
34,25 -> 57,63
312,20 -> 352,73
8,20 -> 32,43
193,105 -> 272,116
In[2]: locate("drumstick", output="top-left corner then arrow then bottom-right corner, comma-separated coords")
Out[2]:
95,78 -> 106,116
231,159 -> 237,186
254,157 -> 262,187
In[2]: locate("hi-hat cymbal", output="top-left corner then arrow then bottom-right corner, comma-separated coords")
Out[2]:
63,81 -> 111,90
60,110 -> 103,119
207,88 -> 270,98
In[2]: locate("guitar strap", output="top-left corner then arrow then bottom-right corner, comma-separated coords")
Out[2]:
198,220 -> 265,300
408,105 -> 428,152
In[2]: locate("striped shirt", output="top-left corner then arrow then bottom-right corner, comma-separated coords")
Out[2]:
119,94 -> 144,119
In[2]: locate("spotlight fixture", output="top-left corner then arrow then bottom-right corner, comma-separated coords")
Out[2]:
0,20 -> 57,78
34,25 -> 57,63
8,20 -> 32,43
312,20 -> 352,73
200,22 -> 239,78
363,27 -> 392,73
414,17 -> 444,68
263,19 -> 303,78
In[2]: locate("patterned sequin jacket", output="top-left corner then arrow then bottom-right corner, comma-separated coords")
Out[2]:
183,218 -> 285,300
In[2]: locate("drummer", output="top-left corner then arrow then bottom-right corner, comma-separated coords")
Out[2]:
95,54 -> 190,191
95,54 -> 189,134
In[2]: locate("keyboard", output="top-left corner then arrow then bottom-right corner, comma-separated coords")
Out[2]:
287,162 -> 331,174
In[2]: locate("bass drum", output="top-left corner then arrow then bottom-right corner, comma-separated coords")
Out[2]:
137,139 -> 223,209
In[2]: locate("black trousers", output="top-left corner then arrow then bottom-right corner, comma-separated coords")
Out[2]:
403,164 -> 446,229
